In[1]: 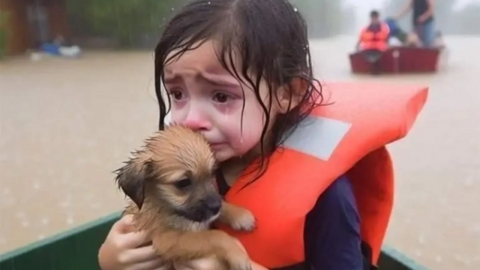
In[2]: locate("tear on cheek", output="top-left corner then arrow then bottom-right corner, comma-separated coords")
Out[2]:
223,108 -> 231,121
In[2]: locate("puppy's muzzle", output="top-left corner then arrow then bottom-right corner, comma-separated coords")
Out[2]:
181,193 -> 223,222
202,194 -> 222,215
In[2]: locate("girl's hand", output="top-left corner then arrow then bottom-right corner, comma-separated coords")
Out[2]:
173,238 -> 246,270
174,258 -> 268,270
173,239 -> 269,270
417,15 -> 427,23
173,256 -> 223,270
98,215 -> 167,270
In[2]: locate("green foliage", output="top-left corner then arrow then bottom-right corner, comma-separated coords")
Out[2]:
0,10 -> 8,59
66,0 -> 182,46
64,0 -> 349,46
289,0 -> 346,38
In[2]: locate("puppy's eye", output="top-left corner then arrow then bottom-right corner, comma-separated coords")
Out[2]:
173,178 -> 192,190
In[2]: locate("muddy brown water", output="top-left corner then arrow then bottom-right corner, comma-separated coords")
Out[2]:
1,36 -> 479,269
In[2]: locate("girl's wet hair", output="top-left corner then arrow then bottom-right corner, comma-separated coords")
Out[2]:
154,0 -> 323,179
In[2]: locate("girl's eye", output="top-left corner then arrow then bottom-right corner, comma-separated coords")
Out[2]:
213,92 -> 231,103
170,90 -> 183,100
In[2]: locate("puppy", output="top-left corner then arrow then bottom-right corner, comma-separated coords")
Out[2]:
115,125 -> 256,270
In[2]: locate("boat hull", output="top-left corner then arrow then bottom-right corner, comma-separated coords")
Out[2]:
349,47 -> 445,74
0,212 -> 430,270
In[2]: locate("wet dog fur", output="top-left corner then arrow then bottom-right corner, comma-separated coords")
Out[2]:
115,125 -> 256,270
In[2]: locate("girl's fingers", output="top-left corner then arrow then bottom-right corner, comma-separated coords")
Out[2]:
114,215 -> 135,233
121,230 -> 151,249
174,256 -> 223,270
127,258 -> 166,270
125,245 -> 162,264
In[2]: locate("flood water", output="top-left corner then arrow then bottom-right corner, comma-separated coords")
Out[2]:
1,35 -> 479,269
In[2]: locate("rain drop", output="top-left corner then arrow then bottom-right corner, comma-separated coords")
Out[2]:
66,216 -> 74,225
59,200 -> 70,208
15,212 -> 26,219
33,182 -> 40,190
41,218 -> 50,225
418,234 -> 426,245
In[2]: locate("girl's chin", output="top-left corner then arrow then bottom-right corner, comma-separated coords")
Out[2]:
212,146 -> 242,163
214,150 -> 234,162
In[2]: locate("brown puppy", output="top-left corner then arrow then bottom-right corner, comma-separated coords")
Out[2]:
115,125 -> 256,270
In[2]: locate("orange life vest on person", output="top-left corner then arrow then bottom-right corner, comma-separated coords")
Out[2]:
216,82 -> 428,269
360,22 -> 390,51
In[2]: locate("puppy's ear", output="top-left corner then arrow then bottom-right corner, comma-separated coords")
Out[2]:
115,158 -> 153,209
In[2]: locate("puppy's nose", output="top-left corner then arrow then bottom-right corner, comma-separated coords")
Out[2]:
204,195 -> 222,213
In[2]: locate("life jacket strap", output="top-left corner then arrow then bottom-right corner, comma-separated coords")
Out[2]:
361,241 -> 379,270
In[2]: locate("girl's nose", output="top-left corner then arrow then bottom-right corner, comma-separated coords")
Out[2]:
182,112 -> 212,131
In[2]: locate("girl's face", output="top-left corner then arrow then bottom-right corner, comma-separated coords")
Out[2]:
164,40 -> 279,162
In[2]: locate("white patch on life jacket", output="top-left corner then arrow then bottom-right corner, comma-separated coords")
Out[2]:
282,115 -> 352,161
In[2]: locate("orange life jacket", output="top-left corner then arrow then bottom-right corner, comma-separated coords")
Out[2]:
360,22 -> 390,51
216,82 -> 428,269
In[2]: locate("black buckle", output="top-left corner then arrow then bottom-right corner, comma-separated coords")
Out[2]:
361,241 -> 379,270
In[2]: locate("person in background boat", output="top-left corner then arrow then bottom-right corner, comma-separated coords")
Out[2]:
356,10 -> 390,52
433,30 -> 445,48
384,18 -> 433,48
356,10 -> 390,74
40,34 -> 82,58
405,32 -> 423,47
385,18 -> 407,46
395,0 -> 435,47
97,1 -> 427,270
405,30 -> 443,48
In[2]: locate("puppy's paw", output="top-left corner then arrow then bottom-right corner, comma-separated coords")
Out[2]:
229,208 -> 256,232
219,202 -> 256,232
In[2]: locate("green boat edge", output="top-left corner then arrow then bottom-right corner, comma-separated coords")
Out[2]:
0,212 -> 429,270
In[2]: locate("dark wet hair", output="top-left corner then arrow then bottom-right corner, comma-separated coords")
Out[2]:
154,0 -> 323,179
